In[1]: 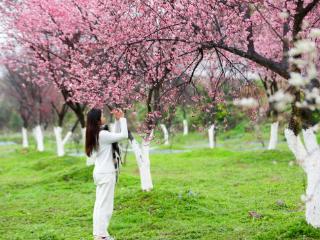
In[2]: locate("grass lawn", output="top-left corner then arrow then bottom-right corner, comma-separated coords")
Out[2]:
1,130 -> 320,239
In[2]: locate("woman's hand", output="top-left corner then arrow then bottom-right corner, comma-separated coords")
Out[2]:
112,109 -> 124,120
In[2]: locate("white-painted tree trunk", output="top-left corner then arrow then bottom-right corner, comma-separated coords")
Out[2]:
62,131 -> 72,145
141,138 -> 153,190
285,128 -> 320,228
33,125 -> 44,152
208,124 -> 215,149
22,127 -> 29,148
302,129 -> 320,228
268,121 -> 279,150
130,136 -> 153,191
160,124 -> 169,145
183,119 -> 188,135
54,127 -> 64,157
284,129 -> 307,163
81,127 -> 86,145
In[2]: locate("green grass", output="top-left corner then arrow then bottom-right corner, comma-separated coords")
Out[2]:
1,131 -> 320,240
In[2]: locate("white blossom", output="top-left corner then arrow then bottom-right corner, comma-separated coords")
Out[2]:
233,97 -> 258,108
289,39 -> 316,56
279,11 -> 289,19
310,28 -> 320,38
302,20 -> 310,30
305,88 -> 320,101
306,64 -> 318,80
316,96 -> 320,107
296,101 -> 312,110
247,72 -> 260,80
288,72 -> 306,87
269,90 -> 294,111
289,58 -> 307,68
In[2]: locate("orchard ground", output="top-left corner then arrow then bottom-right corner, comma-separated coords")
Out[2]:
1,123 -> 320,240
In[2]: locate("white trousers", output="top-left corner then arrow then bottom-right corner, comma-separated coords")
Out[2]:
93,174 -> 116,237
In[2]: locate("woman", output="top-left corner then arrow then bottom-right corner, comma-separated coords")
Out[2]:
85,108 -> 128,240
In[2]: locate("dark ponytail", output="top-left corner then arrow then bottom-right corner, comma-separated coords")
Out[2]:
85,108 -> 102,157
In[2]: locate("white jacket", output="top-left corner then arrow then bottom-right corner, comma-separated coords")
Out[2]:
90,118 -> 128,185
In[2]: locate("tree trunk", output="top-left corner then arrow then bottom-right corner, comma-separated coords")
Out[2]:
208,124 -> 215,149
140,138 -> 153,191
73,105 -> 86,128
67,103 -> 86,143
285,128 -> 320,228
62,119 -> 79,146
22,127 -> 29,148
33,125 -> 44,152
130,136 -> 153,191
54,126 -> 64,157
160,124 -> 169,145
268,121 -> 279,150
288,81 -> 303,135
81,127 -> 86,145
183,119 -> 188,135
62,131 -> 72,145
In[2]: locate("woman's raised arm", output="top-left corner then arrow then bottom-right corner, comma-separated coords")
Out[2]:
100,118 -> 128,144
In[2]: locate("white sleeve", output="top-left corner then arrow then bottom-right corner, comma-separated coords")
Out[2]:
100,118 -> 128,144
86,151 -> 97,166
113,119 -> 121,133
